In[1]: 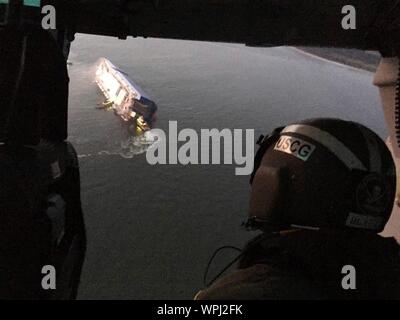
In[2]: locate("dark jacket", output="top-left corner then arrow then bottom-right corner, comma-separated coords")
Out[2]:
196,230 -> 400,300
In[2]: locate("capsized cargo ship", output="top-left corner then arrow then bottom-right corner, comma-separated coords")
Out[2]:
95,58 -> 157,131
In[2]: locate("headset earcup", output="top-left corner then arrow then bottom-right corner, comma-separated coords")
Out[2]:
249,166 -> 289,230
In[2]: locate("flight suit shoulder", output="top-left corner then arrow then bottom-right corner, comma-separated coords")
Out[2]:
195,263 -> 319,300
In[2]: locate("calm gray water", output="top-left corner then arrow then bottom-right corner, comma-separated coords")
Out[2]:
68,34 -> 386,299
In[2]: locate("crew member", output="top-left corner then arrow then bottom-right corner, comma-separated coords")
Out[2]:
196,118 -> 400,299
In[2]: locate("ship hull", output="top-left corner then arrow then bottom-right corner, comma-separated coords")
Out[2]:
95,58 -> 157,129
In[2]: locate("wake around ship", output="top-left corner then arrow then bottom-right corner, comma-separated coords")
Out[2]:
95,58 -> 157,131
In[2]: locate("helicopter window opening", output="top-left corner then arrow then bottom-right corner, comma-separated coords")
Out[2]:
0,1 -> 9,4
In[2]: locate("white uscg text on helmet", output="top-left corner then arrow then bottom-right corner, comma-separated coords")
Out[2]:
274,135 -> 316,161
